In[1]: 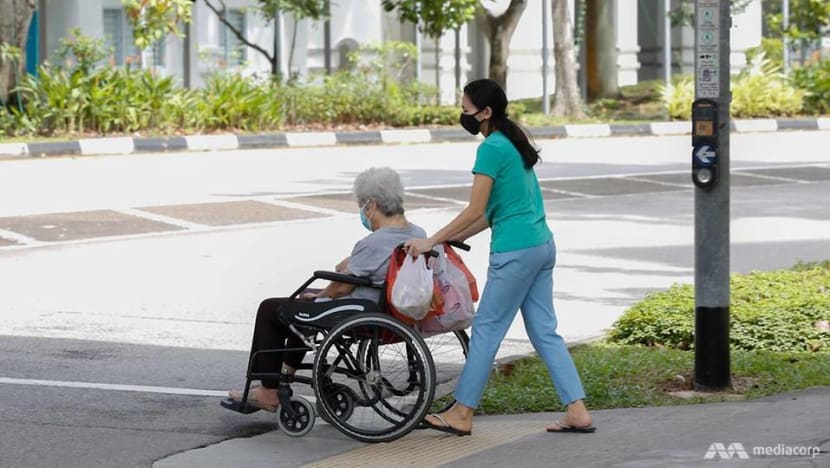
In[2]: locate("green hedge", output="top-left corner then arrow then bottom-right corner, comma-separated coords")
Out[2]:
663,62 -> 806,120
0,66 -> 459,138
608,261 -> 830,353
0,35 -> 461,138
791,58 -> 830,115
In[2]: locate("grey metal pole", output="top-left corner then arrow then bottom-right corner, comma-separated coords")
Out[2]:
542,0 -> 550,115
693,0 -> 731,391
782,0 -> 789,74
324,19 -> 332,74
454,28 -> 461,103
274,9 -> 282,77
184,22 -> 191,87
415,22 -> 422,81
324,0 -> 331,74
435,39 -> 440,96
664,0 -> 672,91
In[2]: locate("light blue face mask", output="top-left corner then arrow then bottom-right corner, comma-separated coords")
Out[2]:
360,202 -> 373,231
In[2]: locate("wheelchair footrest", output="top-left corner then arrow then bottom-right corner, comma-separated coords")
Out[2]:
220,397 -> 261,414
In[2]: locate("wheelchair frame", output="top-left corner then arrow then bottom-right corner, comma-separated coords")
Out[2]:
221,242 -> 472,443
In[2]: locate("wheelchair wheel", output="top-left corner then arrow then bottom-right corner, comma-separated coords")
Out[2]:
317,382 -> 356,424
312,313 -> 435,443
277,396 -> 316,437
421,330 -> 469,413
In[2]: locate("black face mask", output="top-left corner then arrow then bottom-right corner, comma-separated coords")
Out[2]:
459,109 -> 484,135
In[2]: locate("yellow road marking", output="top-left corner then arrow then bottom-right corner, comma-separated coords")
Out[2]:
301,421 -> 543,468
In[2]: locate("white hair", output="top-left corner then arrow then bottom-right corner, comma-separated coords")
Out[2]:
353,167 -> 405,216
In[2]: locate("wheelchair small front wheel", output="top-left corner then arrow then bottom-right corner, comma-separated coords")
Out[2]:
277,396 -> 316,437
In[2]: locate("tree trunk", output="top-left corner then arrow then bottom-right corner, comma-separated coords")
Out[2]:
482,0 -> 527,92
585,0 -> 618,101
551,0 -> 584,118
204,0 -> 276,76
0,0 -> 37,105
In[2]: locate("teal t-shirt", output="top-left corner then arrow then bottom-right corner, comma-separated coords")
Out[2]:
472,131 -> 552,253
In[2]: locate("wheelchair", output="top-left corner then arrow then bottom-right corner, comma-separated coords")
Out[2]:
221,241 -> 472,443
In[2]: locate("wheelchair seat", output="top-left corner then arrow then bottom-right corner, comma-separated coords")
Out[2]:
281,298 -> 381,330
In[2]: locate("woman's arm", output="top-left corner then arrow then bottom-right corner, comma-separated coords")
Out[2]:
406,174 -> 493,255
451,215 -> 489,242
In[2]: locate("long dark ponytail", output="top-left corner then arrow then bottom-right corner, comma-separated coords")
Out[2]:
463,79 -> 540,169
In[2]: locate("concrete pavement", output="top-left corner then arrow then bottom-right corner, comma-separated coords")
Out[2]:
155,387 -> 830,468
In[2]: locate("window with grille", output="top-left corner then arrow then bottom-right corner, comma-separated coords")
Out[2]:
103,8 -> 165,67
219,9 -> 246,67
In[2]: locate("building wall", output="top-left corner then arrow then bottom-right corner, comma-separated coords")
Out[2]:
37,0 -> 765,104
639,0 -> 762,81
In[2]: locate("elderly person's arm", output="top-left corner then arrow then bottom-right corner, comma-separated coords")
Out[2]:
335,256 -> 351,273
315,280 -> 357,299
300,260 -> 357,299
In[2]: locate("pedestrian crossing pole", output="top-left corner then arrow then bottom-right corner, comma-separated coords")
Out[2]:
691,0 -> 731,390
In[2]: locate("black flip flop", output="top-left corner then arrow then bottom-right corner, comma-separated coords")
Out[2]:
546,420 -> 596,433
419,414 -> 471,436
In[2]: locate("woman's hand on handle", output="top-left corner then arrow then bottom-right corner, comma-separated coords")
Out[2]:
404,238 -> 435,258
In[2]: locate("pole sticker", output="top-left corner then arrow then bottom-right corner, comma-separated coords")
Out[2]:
696,0 -> 720,98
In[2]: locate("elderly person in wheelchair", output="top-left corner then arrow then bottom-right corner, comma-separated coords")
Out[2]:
227,167 -> 426,412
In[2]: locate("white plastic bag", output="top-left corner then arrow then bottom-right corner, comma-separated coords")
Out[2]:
418,247 -> 475,334
390,254 -> 434,320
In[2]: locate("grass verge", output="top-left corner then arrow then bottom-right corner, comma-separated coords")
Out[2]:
448,343 -> 830,415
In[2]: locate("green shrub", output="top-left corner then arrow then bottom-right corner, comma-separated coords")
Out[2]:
661,59 -> 805,119
660,76 -> 694,120
745,37 -> 784,70
607,261 -> 830,353
731,57 -> 804,117
791,58 -> 830,115
0,34 -> 457,138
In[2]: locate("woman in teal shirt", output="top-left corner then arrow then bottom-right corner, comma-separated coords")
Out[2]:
406,79 -> 595,436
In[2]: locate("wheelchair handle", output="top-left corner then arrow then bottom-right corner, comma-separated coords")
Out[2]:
397,243 -> 439,258
446,240 -> 471,251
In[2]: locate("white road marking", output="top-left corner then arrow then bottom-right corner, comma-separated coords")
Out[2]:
0,228 -> 41,245
733,171 -> 810,184
0,376 -> 321,404
540,187 -> 594,198
254,198 -> 347,216
0,376 -> 228,397
623,175 -> 690,188
111,207 -> 210,230
404,191 -> 468,205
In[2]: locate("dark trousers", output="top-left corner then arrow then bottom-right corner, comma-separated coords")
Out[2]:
250,297 -> 309,388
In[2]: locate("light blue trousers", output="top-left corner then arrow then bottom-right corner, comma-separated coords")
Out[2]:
454,239 -> 586,408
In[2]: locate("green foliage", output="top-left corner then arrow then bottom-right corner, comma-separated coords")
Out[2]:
382,0 -> 478,39
745,37 -> 784,70
607,261 -> 830,353
13,64 -> 179,135
791,58 -> 830,115
660,76 -> 695,121
0,39 -> 458,138
661,58 -> 806,120
767,0 -> 830,41
122,0 -> 193,50
731,56 -> 804,117
259,0 -> 329,20
55,28 -> 112,75
0,43 -> 21,65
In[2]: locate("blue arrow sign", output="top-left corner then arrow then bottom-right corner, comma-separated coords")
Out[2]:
694,145 -> 717,166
